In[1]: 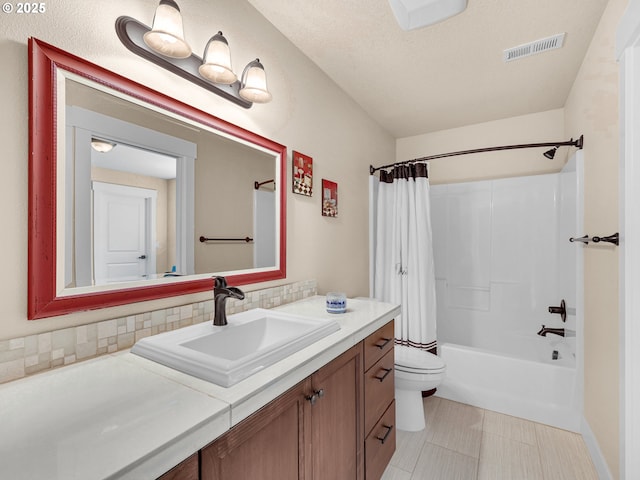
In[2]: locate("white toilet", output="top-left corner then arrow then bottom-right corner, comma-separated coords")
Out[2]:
394,345 -> 446,432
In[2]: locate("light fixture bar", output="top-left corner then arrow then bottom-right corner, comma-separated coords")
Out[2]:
115,16 -> 252,108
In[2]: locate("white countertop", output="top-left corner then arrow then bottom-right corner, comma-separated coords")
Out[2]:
0,296 -> 399,479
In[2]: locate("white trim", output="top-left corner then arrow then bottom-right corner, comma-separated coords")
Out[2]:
64,106 -> 196,288
616,0 -> 640,58
618,4 -> 640,478
582,416 -> 614,480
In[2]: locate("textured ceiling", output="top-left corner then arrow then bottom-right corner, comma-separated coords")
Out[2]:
247,0 -> 609,138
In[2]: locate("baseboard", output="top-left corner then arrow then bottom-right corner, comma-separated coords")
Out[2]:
581,416 -> 613,480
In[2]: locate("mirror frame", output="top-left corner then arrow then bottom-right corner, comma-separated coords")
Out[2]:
28,38 -> 287,320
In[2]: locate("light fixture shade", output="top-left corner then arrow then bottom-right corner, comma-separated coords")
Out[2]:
198,32 -> 237,84
239,59 -> 272,104
91,139 -> 116,153
143,0 -> 192,59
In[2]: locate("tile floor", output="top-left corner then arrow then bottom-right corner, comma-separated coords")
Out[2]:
382,396 -> 598,480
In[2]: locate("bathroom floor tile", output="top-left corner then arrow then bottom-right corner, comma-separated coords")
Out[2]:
389,398 -> 599,480
478,431 -> 543,480
391,428 -> 430,472
390,395 -> 440,472
482,409 -> 537,445
381,464 -> 413,480
534,424 -> 598,480
428,398 -> 484,458
412,441 -> 478,480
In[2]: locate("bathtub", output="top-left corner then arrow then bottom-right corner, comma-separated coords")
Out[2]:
436,341 -> 581,432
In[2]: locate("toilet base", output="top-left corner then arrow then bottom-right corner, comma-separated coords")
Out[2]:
395,388 -> 426,432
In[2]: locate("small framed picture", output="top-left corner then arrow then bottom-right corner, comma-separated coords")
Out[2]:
292,151 -> 313,196
322,179 -> 338,217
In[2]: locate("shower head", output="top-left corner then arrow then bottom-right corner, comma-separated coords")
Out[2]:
543,147 -> 558,159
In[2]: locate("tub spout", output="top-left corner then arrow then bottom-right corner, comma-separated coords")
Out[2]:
537,325 -> 565,337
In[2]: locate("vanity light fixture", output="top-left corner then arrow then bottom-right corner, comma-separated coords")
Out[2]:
199,32 -> 237,84
91,138 -> 116,153
115,0 -> 272,108
239,59 -> 272,103
143,0 -> 191,59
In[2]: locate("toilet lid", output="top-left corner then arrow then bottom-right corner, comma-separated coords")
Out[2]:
395,345 -> 446,373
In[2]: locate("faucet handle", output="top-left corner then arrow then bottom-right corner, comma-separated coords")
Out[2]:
214,276 -> 228,289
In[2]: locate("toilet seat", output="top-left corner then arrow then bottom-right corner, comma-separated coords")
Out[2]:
394,345 -> 446,374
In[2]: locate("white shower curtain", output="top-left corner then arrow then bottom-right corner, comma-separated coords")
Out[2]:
372,163 -> 437,351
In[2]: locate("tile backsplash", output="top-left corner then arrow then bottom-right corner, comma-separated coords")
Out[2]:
0,279 -> 317,385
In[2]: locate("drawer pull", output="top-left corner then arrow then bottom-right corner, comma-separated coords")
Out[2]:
374,367 -> 393,382
374,337 -> 392,349
376,424 -> 394,444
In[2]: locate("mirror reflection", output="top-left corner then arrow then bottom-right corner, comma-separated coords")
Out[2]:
64,77 -> 278,289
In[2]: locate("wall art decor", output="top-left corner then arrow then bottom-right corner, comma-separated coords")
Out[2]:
322,179 -> 338,217
292,151 -> 313,196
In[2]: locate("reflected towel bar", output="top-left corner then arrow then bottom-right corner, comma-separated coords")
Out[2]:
200,236 -> 253,243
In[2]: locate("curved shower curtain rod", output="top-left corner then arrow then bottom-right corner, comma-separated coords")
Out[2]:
369,135 -> 584,175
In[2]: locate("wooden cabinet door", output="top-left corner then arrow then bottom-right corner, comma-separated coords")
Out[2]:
201,379 -> 311,480
157,453 -> 198,480
310,343 -> 365,480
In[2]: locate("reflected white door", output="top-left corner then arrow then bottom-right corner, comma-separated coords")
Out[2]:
93,182 -> 157,285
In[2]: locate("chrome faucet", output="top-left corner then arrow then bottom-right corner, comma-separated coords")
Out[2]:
213,276 -> 245,326
537,325 -> 565,337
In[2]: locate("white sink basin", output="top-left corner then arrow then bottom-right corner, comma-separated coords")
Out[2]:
131,308 -> 340,387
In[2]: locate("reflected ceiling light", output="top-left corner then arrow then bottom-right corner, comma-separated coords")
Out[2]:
91,138 -> 116,153
116,1 -> 272,108
199,32 -> 237,84
239,59 -> 272,104
143,0 -> 191,59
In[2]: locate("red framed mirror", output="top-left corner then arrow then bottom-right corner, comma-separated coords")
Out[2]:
28,38 -> 286,319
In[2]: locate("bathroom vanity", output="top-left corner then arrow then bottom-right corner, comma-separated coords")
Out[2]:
0,296 -> 399,479
161,320 -> 396,480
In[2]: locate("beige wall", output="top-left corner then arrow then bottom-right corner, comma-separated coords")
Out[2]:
565,0 -> 627,477
194,139 -> 273,273
0,0 -> 394,339
396,108 -> 566,183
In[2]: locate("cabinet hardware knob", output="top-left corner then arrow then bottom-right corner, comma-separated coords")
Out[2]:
138,255 -> 147,259
374,367 -> 393,382
374,337 -> 392,349
376,424 -> 394,444
306,389 -> 324,405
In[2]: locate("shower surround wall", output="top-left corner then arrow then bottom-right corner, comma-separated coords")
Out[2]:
430,171 -> 577,355
430,161 -> 583,430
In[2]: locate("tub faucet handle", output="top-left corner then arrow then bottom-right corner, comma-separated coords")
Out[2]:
548,299 -> 567,322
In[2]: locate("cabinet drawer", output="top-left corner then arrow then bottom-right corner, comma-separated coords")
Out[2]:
364,320 -> 394,372
364,348 -> 394,436
365,401 -> 396,480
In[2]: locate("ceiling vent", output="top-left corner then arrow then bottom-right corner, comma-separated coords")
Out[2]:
503,33 -> 566,62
